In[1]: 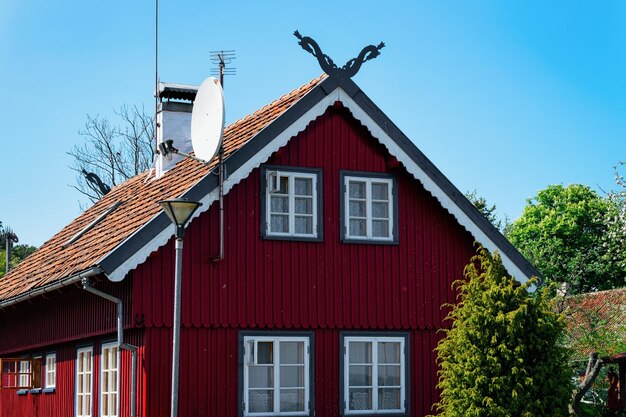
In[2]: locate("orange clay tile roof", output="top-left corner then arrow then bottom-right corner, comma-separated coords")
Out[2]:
561,288 -> 626,358
0,75 -> 326,303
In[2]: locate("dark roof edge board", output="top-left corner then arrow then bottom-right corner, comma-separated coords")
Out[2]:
0,267 -> 103,309
99,78 -> 338,278
336,77 -> 539,280
101,75 -> 538,283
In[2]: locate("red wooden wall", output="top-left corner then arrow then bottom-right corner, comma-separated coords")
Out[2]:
0,279 -> 133,355
0,331 -> 144,417
132,105 -> 477,416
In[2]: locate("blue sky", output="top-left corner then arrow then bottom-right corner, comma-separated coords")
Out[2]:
2,1 -> 626,246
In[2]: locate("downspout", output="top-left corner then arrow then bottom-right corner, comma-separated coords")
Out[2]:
82,278 -> 138,417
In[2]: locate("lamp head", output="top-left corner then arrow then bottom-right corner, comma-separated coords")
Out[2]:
158,198 -> 202,238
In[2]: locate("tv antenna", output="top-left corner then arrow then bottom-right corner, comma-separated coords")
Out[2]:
210,50 -> 236,87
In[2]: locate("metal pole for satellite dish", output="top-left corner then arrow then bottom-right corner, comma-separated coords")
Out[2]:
218,57 -> 225,261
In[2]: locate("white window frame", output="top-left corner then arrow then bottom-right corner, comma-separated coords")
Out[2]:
343,175 -> 395,242
100,342 -> 120,417
243,335 -> 311,416
342,336 -> 406,415
265,170 -> 319,238
75,346 -> 93,417
18,359 -> 31,388
45,352 -> 56,389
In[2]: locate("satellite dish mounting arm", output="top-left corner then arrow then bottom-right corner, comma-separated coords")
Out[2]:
158,140 -> 210,165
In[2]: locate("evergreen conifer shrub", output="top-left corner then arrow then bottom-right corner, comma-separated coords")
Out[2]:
432,247 -> 572,417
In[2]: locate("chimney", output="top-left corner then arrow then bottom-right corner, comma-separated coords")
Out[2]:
156,82 -> 199,178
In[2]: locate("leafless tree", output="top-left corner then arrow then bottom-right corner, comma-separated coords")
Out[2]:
68,105 -> 155,205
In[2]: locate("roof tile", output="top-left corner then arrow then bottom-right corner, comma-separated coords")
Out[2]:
0,75 -> 325,302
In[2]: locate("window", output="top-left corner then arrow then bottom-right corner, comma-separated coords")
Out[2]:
45,353 -> 56,389
242,335 -> 312,416
261,166 -> 322,240
101,343 -> 119,417
0,357 -> 40,389
341,335 -> 407,415
76,347 -> 93,417
19,360 -> 31,388
341,173 -> 397,243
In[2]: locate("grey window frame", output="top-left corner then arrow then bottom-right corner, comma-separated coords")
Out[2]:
340,171 -> 398,245
260,165 -> 323,242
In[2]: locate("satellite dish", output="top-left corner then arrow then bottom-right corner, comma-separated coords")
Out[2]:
191,77 -> 225,162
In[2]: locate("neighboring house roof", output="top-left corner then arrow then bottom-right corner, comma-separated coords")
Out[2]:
0,74 -> 539,308
562,288 -> 626,358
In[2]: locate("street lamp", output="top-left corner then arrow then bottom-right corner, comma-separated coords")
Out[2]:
158,198 -> 202,417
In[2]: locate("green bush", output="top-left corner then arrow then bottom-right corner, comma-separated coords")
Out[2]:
431,247 -> 573,417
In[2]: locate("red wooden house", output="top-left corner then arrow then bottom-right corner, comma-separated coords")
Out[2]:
0,73 -> 537,417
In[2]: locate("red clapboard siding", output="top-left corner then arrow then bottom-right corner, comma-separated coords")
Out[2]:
0,330 -> 144,417
0,279 -> 133,355
132,105 -> 475,331
139,327 -> 440,417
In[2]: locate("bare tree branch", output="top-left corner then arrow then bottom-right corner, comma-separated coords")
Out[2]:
68,105 -> 154,206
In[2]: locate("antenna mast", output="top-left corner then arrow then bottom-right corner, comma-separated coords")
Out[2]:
154,0 -> 160,151
210,50 -> 235,262
210,50 -> 236,87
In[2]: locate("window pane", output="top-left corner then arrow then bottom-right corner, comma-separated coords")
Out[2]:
349,201 -> 366,217
270,215 -> 289,233
349,219 -> 366,236
378,365 -> 401,386
378,388 -> 401,410
280,342 -> 304,364
249,390 -> 273,413
371,182 -> 388,200
372,220 -> 389,238
280,366 -> 304,388
294,197 -> 312,214
270,196 -> 289,213
372,202 -> 388,218
349,342 -> 372,363
349,181 -> 366,198
280,389 -> 305,412
294,178 -> 312,196
111,394 -> 118,415
249,366 -> 274,388
349,388 -> 372,410
295,216 -> 313,234
348,365 -> 372,386
257,342 -> 274,364
378,342 -> 401,364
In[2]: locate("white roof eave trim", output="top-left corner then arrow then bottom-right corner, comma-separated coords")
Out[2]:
105,86 -> 530,284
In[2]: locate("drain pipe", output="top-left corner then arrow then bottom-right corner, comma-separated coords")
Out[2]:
82,278 -> 138,417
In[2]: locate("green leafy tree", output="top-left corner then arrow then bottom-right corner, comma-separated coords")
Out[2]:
432,247 -> 572,417
507,184 -> 624,294
603,162 -> 626,274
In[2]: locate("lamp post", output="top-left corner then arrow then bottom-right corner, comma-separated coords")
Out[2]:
158,198 -> 202,417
